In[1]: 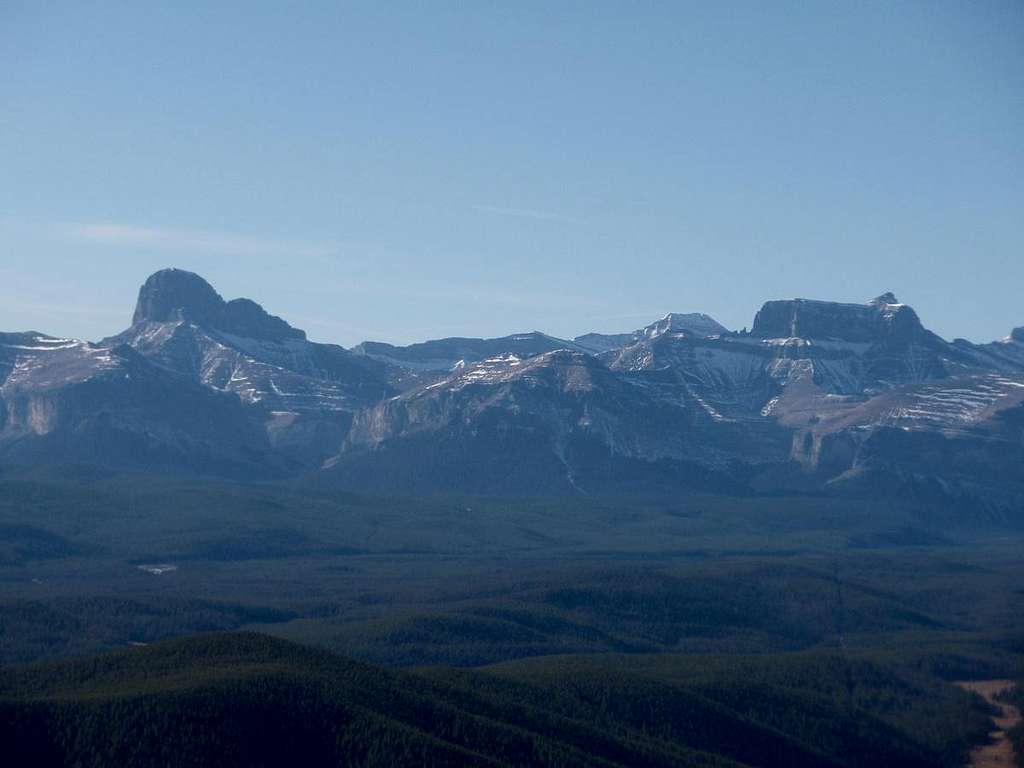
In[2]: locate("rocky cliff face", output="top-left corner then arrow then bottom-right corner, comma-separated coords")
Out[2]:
331,350 -> 771,495
132,269 -> 305,341
574,313 -> 728,354
3,272 -> 1023,503
750,293 -> 923,343
109,269 -> 393,464
608,293 -> 999,413
0,337 -> 274,477
352,332 -> 587,373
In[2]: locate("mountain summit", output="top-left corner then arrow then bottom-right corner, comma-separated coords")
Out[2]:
133,268 -> 306,342
750,294 -> 923,342
2,270 -> 1023,503
643,313 -> 728,339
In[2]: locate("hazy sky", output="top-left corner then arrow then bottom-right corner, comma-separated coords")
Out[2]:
2,1 -> 1021,345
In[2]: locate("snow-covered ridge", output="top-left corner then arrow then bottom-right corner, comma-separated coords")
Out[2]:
409,350 -> 602,396
573,311 -> 730,353
353,331 -> 589,372
1,334 -> 83,352
880,374 -> 1024,431
107,319 -> 389,415
643,312 -> 729,339
1,333 -> 121,391
5,268 -> 1024,498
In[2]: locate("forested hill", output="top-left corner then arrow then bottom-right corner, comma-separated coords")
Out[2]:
0,632 -> 993,768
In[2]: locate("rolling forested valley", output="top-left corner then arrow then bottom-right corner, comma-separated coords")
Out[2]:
0,466 -> 1021,766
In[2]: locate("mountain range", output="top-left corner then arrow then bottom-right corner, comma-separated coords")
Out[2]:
2,268 -> 1022,505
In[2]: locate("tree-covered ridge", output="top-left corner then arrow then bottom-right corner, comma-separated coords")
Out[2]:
0,633 -> 1005,768
1,470 -> 1021,765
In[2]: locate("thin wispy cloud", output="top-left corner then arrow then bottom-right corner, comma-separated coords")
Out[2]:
67,222 -> 337,260
471,205 -> 580,224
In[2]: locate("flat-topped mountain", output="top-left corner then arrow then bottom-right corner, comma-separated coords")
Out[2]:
2,270 -> 1021,505
750,293 -> 924,342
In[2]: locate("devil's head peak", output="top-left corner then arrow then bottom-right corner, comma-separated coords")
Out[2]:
132,268 -> 222,326
132,268 -> 305,342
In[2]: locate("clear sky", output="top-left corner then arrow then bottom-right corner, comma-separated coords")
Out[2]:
2,1 -> 1021,345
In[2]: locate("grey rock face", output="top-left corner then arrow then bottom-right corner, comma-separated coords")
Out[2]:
0,336 -> 275,477
643,312 -> 729,339
571,332 -> 636,353
574,312 -> 729,354
331,349 -> 777,494
113,271 -> 394,465
133,269 -> 224,326
110,319 -> 389,416
352,332 -> 585,372
750,294 -> 923,343
133,268 -> 305,341
3,273 -> 1024,504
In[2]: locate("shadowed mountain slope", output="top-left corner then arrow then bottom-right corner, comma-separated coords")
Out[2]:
0,632 -> 976,768
2,273 -> 1022,503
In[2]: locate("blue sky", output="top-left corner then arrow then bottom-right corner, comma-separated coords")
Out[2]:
2,1 -> 1021,345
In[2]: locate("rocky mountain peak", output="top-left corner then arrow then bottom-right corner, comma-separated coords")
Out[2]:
220,298 -> 306,342
5,274 -> 1024,500
131,268 -> 306,342
646,313 -> 728,339
869,292 -> 900,306
133,268 -> 223,326
750,295 -> 923,343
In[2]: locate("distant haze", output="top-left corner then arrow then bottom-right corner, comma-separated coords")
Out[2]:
1,2 -> 1022,345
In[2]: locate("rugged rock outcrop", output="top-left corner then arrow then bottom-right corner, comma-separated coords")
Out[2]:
330,350 -> 775,494
3,273 -> 1023,503
750,293 -> 922,343
110,269 -> 394,464
0,337 -> 274,476
133,268 -> 305,341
